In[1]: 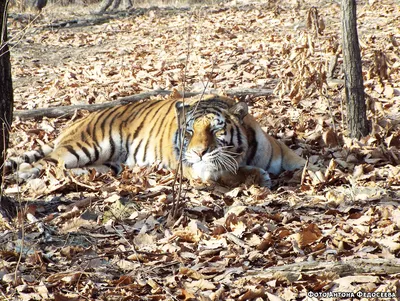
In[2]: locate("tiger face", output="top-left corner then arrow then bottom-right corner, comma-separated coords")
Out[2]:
174,100 -> 249,182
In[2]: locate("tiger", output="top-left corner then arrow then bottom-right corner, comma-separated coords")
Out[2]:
6,93 -> 307,188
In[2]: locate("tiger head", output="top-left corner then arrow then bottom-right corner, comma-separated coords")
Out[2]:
174,97 -> 249,182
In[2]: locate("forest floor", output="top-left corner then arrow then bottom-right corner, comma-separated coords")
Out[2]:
2,0 -> 400,300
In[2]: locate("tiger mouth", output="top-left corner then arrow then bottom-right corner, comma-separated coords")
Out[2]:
185,156 -> 241,175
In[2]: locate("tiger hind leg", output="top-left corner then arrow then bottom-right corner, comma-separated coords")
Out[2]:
8,144 -> 84,181
5,144 -> 54,176
15,160 -> 124,181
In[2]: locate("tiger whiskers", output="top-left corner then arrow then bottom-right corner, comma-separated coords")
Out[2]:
209,147 -> 239,174
216,155 -> 238,174
217,145 -> 244,157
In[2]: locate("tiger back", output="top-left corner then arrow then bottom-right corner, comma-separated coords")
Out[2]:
6,93 -> 307,187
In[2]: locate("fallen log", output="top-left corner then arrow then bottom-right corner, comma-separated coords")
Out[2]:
244,258 -> 400,282
14,88 -> 273,120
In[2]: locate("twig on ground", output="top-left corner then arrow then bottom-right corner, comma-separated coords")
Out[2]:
14,88 -> 273,120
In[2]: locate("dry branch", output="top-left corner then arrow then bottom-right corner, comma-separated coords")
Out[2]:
246,258 -> 400,282
14,88 -> 273,120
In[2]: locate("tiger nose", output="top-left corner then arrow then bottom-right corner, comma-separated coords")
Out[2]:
194,147 -> 209,159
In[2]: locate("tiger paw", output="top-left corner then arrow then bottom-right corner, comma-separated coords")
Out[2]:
241,166 -> 272,188
15,168 -> 41,182
189,178 -> 216,190
256,168 -> 272,188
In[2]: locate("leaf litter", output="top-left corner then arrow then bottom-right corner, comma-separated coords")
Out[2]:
2,0 -> 400,299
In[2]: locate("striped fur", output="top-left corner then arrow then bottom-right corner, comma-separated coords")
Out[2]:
7,94 -> 306,187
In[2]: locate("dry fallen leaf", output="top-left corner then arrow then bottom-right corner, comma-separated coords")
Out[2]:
293,223 -> 322,248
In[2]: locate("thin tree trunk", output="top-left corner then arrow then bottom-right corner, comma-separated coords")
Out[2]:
0,0 -> 14,193
341,0 -> 369,139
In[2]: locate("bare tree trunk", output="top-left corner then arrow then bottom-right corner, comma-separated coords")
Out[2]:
341,0 -> 369,139
95,0 -> 132,14
96,0 -> 114,13
0,0 -> 14,193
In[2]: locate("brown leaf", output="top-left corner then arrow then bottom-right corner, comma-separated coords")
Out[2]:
239,286 -> 266,301
322,129 -> 339,147
295,223 -> 322,248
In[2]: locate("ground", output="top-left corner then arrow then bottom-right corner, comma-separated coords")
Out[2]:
1,0 -> 400,300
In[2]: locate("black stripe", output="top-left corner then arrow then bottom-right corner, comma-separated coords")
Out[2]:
90,112 -> 105,150
119,103 -> 150,163
9,159 -> 18,169
65,145 -> 80,162
143,100 -> 176,163
38,148 -> 45,157
125,133 -> 132,163
133,139 -> 143,161
118,112 -> 126,162
157,101 -> 176,161
265,152 -> 273,170
91,106 -> 122,162
107,107 -> 126,162
204,109 -> 218,115
125,100 -> 162,125
173,130 -> 180,149
93,144 -> 100,162
87,110 -> 103,137
234,123 -> 242,146
141,104 -> 164,162
103,162 -> 122,175
44,157 -> 58,164
246,128 -> 257,165
166,112 -> 178,166
122,102 -> 148,125
131,101 -> 164,148
229,127 -> 234,145
100,106 -> 121,138
77,142 -> 92,161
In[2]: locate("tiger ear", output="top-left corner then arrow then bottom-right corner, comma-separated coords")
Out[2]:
229,102 -> 248,120
175,101 -> 191,124
175,101 -> 190,114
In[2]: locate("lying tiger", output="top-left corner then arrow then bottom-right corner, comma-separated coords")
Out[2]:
7,93 -> 307,188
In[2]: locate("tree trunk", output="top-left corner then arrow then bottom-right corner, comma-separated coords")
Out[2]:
0,0 -> 14,194
341,0 -> 369,139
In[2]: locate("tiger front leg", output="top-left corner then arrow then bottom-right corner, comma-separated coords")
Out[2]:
219,166 -> 272,188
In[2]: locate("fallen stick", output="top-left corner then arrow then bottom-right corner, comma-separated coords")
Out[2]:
14,88 -> 273,120
244,258 -> 400,282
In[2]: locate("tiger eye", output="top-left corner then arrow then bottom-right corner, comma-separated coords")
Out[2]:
185,131 -> 192,139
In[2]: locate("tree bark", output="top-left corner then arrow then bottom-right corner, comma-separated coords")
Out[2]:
0,0 -> 14,194
95,0 -> 132,14
341,0 -> 369,139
